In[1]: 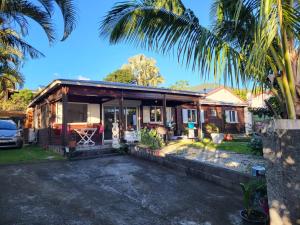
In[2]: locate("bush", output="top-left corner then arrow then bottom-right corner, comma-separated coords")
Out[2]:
205,123 -> 219,134
140,128 -> 163,150
249,133 -> 263,155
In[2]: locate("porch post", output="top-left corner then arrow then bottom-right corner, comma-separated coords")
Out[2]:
119,91 -> 125,141
61,87 -> 69,148
163,94 -> 167,127
197,98 -> 203,139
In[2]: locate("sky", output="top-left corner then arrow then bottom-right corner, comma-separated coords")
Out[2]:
21,0 -> 214,90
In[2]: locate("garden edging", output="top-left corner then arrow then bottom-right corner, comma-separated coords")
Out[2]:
130,146 -> 259,193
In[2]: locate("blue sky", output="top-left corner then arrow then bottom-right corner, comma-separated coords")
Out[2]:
22,0 -> 214,89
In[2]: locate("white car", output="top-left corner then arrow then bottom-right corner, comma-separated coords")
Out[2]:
0,120 -> 23,148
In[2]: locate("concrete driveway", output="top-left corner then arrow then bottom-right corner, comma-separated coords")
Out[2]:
0,156 -> 246,225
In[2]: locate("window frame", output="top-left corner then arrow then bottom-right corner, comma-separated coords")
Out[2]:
211,109 -> 217,117
149,106 -> 163,123
227,110 -> 238,123
56,102 -> 89,124
183,109 -> 197,124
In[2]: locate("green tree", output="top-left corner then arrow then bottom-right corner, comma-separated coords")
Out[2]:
101,0 -> 300,119
169,80 -> 190,90
103,68 -> 135,84
122,54 -> 164,87
0,89 -> 35,111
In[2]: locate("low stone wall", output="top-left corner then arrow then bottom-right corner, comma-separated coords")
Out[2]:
130,146 -> 258,193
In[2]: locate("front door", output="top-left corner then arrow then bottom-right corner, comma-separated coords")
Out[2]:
103,106 -> 119,140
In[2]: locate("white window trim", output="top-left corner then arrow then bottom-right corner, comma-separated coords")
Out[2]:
211,109 -> 217,117
226,110 -> 239,123
56,102 -> 90,124
183,109 -> 197,124
149,106 -> 163,124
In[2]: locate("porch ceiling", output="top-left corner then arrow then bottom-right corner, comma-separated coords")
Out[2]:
68,86 -> 200,103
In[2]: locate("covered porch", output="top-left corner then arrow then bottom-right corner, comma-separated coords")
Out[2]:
30,80 -> 204,152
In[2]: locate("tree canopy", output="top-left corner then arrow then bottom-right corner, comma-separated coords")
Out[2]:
103,68 -> 135,84
122,54 -> 164,87
169,80 -> 190,90
0,89 -> 35,111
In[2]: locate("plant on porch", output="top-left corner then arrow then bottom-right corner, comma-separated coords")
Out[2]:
140,128 -> 164,150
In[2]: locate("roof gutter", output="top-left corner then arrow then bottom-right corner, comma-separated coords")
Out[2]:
28,80 -> 62,108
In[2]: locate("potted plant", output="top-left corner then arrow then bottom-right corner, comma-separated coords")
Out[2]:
205,123 -> 224,144
240,180 -> 269,224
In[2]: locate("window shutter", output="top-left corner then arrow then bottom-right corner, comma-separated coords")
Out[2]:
56,102 -> 62,124
200,110 -> 205,123
225,110 -> 230,123
235,111 -> 238,123
166,107 -> 172,123
88,104 -> 100,123
182,109 -> 188,123
143,106 -> 150,123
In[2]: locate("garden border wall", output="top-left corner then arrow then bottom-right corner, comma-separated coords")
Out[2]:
130,146 -> 258,193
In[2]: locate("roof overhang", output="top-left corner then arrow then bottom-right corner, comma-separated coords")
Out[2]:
28,79 -> 205,107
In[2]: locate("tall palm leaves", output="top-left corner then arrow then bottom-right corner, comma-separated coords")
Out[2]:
0,0 -> 76,99
101,0 -> 300,118
0,0 -> 77,43
101,0 -> 244,85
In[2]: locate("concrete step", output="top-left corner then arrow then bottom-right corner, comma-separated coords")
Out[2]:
68,148 -> 121,160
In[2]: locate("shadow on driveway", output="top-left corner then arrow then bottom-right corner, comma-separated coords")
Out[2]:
0,155 -> 247,225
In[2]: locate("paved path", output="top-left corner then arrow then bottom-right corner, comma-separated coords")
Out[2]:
0,156 -> 247,225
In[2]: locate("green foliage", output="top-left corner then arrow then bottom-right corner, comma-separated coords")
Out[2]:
232,89 -> 247,101
100,0 -> 300,118
140,128 -> 163,150
0,145 -> 64,165
205,123 -> 219,134
189,139 -> 253,155
0,89 -> 35,111
240,180 -> 267,216
249,134 -> 263,156
117,143 -> 130,154
104,68 -> 135,84
169,80 -> 190,90
122,54 -> 164,87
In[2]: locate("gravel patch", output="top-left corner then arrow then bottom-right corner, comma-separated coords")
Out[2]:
175,148 -> 266,174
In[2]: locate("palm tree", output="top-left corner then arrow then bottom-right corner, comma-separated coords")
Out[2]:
1,0 -> 76,42
0,32 -> 24,99
100,0 -> 300,119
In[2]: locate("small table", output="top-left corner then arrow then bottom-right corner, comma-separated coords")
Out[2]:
74,128 -> 97,146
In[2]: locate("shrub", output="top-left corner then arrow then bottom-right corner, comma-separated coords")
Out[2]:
249,133 -> 263,155
205,123 -> 219,134
140,128 -> 163,150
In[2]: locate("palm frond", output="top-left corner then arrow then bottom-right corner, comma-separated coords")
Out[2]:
100,0 -> 246,86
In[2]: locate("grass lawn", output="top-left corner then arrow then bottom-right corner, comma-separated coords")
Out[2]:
0,145 -> 64,165
188,138 -> 253,154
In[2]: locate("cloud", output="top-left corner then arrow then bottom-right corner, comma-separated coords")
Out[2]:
53,72 -> 60,77
77,75 -> 91,81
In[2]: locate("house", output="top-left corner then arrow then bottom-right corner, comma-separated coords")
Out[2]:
194,86 -> 252,134
28,79 -> 248,151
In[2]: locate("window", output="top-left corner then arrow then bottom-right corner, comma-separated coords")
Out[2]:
150,106 -> 162,123
183,109 -> 197,123
67,103 -> 88,123
125,107 -> 137,130
225,110 -> 238,123
211,109 -> 217,117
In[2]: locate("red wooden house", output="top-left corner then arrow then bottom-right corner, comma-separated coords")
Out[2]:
28,79 -> 247,151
